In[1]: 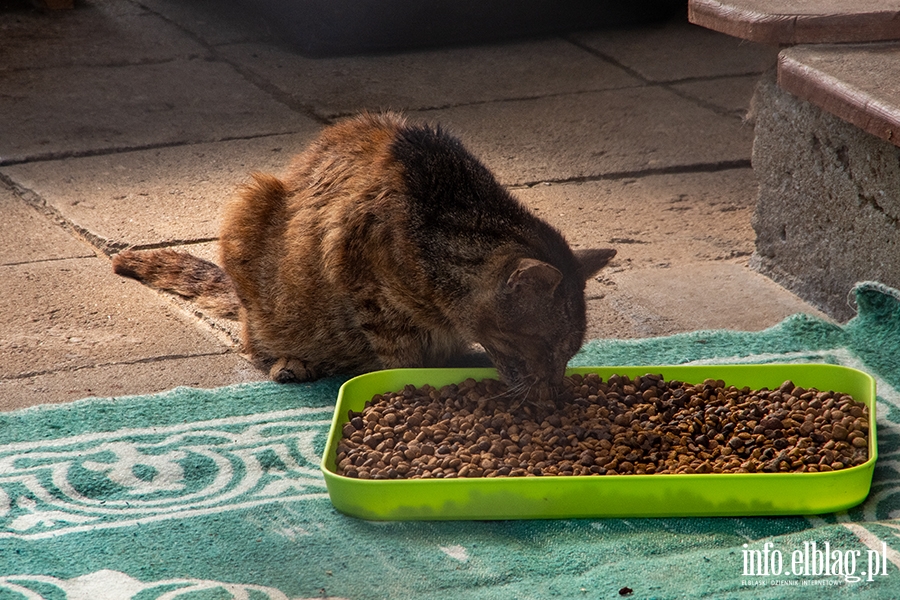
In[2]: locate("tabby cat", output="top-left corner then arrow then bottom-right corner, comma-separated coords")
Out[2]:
113,112 -> 615,402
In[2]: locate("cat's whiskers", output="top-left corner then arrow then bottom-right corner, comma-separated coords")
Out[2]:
505,378 -> 541,413
484,378 -> 530,407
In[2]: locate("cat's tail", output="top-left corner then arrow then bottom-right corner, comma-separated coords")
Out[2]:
112,249 -> 241,319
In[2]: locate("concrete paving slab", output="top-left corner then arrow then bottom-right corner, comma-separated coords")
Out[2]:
510,170 -> 831,341
138,0 -> 277,47
0,256 -> 233,379
0,353 -> 262,411
0,59 -> 308,163
670,74 -> 761,119
585,262 -> 830,340
1,131 -> 321,249
514,169 -> 758,268
0,3 -> 833,412
0,185 -> 94,265
570,16 -> 778,82
415,86 -> 754,186
216,38 -> 641,118
0,0 -> 208,70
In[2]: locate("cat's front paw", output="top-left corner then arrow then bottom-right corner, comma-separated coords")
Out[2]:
269,357 -> 318,383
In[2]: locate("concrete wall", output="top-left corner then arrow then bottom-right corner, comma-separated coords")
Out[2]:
751,70 -> 900,321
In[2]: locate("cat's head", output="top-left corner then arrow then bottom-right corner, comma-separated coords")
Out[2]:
476,248 -> 616,403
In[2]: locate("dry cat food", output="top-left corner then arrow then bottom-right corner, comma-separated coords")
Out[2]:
335,373 -> 870,479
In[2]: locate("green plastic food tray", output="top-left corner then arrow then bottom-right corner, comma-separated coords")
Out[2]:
320,364 -> 877,520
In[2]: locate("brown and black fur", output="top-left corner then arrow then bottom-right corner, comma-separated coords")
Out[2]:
113,112 -> 615,401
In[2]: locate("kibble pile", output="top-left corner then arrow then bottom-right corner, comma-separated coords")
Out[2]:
335,373 -> 870,479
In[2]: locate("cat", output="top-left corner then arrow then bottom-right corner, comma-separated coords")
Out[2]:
113,112 -> 615,402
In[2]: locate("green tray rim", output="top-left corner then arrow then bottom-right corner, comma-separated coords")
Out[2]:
320,363 -> 877,520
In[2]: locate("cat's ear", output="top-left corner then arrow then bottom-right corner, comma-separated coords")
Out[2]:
574,248 -> 616,280
507,258 -> 563,295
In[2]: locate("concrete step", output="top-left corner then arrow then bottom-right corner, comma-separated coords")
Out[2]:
687,1 -> 900,320
778,43 -> 900,147
689,0 -> 900,45
752,43 -> 900,320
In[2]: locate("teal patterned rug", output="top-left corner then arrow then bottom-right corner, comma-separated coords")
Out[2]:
2,282 -> 900,599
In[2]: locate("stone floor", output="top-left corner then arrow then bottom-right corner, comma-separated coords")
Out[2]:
0,0 -> 827,410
